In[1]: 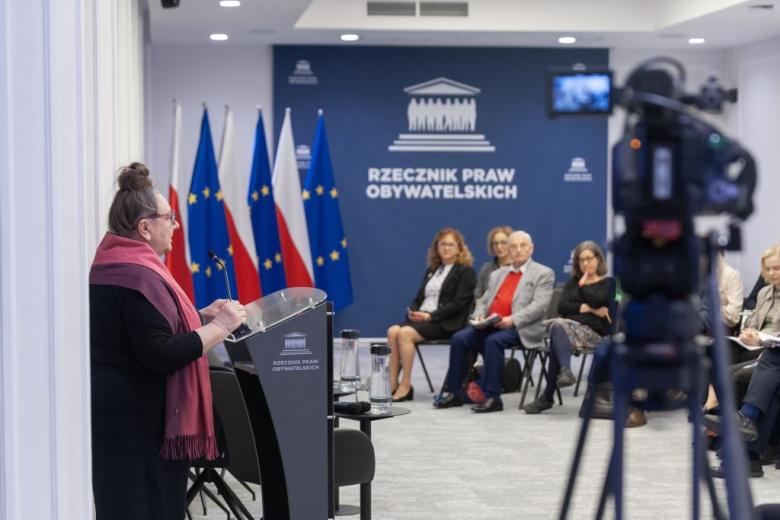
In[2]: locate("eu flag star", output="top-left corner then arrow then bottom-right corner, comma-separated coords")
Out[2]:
188,193 -> 198,205
190,262 -> 200,274
205,266 -> 212,278
274,252 -> 282,263
302,190 -> 310,201
251,190 -> 259,202
341,238 -> 348,249
315,185 -> 325,196
330,187 -> 338,198
316,256 -> 325,266
264,258 -> 273,270
215,190 -> 224,201
261,185 -> 270,196
329,250 -> 340,262
202,186 -> 211,199
227,244 -> 234,256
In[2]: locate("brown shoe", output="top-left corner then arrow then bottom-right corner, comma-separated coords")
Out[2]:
625,408 -> 647,428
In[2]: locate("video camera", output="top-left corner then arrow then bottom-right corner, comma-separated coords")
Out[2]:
550,57 -> 756,352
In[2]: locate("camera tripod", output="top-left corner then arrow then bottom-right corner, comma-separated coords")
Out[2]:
558,235 -> 754,519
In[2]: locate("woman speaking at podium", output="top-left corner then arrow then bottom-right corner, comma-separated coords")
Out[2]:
89,163 -> 246,520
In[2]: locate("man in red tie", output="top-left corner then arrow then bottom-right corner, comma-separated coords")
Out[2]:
434,231 -> 554,412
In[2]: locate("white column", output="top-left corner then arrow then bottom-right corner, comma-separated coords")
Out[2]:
0,1 -> 145,518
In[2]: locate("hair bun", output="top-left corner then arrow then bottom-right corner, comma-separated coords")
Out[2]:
117,162 -> 152,191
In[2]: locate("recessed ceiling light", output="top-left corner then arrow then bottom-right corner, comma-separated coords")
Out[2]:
689,37 -> 706,44
558,36 -> 577,45
210,33 -> 229,41
340,34 -> 360,42
219,0 -> 241,6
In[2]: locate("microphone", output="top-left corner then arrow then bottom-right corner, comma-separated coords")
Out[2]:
207,250 -> 251,338
207,250 -> 233,301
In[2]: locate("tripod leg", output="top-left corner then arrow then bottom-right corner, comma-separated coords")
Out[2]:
559,347 -> 609,520
595,453 -> 614,520
610,347 -> 629,520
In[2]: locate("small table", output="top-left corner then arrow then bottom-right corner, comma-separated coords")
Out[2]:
334,407 -> 411,519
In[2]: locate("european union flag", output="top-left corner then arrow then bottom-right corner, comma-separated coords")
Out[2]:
303,111 -> 353,310
188,108 -> 238,308
247,109 -> 286,294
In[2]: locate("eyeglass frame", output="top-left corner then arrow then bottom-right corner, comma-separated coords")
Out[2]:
139,210 -> 177,225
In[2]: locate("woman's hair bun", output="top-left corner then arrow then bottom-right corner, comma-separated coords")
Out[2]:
117,162 -> 152,191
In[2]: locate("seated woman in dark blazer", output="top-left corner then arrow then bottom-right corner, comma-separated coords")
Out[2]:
524,240 -> 616,414
387,228 -> 476,402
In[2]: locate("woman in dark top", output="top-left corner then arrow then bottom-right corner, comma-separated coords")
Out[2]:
90,163 -> 246,520
387,228 -> 477,401
524,240 -> 615,414
474,225 -> 513,299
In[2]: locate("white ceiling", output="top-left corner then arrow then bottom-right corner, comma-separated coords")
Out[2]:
147,0 -> 780,49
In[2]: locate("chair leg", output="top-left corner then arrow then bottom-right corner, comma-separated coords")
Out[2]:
210,472 -> 253,520
574,352 -> 590,397
187,469 -> 233,519
415,345 -> 435,393
519,350 -> 537,408
521,349 -> 535,388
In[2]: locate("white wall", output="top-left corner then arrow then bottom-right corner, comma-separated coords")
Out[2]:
146,44 -> 273,201
726,35 -> 780,286
0,0 -> 145,517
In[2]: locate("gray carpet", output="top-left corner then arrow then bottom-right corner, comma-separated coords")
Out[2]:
190,344 -> 780,519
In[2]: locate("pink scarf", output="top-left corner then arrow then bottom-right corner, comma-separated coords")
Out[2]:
90,233 -> 218,460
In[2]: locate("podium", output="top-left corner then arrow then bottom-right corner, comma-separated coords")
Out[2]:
224,288 -> 334,519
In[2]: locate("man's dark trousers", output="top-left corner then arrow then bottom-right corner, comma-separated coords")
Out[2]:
446,326 -> 521,399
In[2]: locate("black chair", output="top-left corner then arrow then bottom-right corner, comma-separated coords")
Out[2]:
414,339 -> 450,392
511,283 -> 565,408
188,367 -> 260,520
333,429 -> 376,519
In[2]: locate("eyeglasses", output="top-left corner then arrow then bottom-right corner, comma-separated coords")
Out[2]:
438,242 -> 458,249
579,255 -> 597,263
148,211 -> 177,224
491,240 -> 508,247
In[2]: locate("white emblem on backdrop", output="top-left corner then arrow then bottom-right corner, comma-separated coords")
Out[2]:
563,157 -> 593,182
388,77 -> 495,152
289,59 -> 319,85
296,144 -> 311,170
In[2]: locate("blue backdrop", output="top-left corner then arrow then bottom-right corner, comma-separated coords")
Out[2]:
274,46 -> 609,337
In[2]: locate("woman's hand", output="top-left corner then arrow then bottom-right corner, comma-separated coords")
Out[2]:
592,306 -> 612,323
740,328 -> 761,346
408,311 -> 431,322
211,300 -> 247,335
200,298 -> 228,323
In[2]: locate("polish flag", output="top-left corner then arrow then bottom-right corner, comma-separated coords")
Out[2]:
164,101 -> 195,303
272,108 -> 313,287
218,106 -> 261,303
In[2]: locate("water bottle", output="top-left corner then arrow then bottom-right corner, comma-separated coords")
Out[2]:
369,343 -> 392,415
338,329 -> 361,392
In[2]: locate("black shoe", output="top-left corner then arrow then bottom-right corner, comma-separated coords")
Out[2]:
761,443 -> 780,465
710,457 -> 764,479
524,396 -> 554,414
556,367 -> 576,388
703,411 -> 759,442
433,392 -> 463,409
471,397 -> 503,413
392,386 -> 414,402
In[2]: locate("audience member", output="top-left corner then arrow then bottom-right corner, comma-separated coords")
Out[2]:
474,225 -> 513,299
524,241 -> 616,415
434,231 -> 554,413
706,244 -> 780,478
90,163 -> 246,519
387,228 -> 476,402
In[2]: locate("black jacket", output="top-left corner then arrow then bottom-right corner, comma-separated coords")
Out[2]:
409,263 -> 477,332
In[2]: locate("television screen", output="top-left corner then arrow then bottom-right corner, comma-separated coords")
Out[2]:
549,71 -> 613,115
